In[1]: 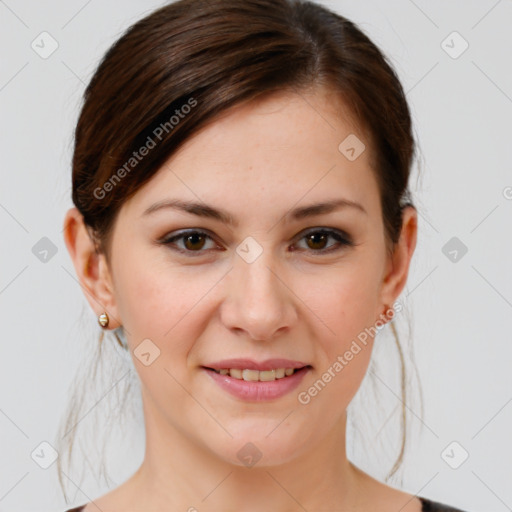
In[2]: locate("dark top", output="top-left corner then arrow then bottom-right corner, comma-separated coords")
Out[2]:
64,495 -> 469,511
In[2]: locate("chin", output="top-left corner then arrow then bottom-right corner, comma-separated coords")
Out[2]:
207,429 -> 310,469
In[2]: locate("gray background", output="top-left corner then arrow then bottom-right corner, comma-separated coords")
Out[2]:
1,1 -> 511,511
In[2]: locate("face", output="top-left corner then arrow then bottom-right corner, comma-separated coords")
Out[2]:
67,87 -> 416,468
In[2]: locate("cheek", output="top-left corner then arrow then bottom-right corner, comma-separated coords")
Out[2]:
293,263 -> 381,404
297,262 -> 382,344
113,264 -> 209,415
113,256 -> 206,355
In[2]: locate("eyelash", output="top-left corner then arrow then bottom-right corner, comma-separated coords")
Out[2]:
158,228 -> 354,257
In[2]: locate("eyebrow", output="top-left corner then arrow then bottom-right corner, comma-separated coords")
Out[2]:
142,198 -> 367,226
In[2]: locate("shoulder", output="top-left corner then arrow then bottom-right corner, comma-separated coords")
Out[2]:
63,494 -> 470,512
418,496 -> 471,512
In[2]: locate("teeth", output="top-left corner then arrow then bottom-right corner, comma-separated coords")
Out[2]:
242,369 -> 260,381
212,367 -> 299,381
258,370 -> 277,382
230,368 -> 243,379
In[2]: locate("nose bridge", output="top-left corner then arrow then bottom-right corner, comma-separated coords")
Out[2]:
221,241 -> 296,340
240,250 -> 281,304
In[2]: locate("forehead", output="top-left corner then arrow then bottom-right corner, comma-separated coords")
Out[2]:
122,87 -> 380,222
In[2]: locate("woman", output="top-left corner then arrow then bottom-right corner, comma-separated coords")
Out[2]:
60,0 -> 469,510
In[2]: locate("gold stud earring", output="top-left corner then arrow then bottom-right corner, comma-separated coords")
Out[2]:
98,312 -> 109,328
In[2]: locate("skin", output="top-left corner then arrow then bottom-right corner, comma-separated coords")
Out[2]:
64,87 -> 419,512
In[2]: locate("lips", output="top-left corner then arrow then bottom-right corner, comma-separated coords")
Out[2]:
201,358 -> 312,401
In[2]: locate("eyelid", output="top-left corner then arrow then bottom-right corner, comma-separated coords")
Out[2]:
158,228 -> 222,254
291,227 -> 353,253
295,226 -> 353,243
159,226 -> 354,256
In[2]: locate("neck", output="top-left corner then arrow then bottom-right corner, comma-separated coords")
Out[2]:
124,390 -> 363,511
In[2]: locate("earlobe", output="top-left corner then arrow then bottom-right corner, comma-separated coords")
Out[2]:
63,207 -> 121,329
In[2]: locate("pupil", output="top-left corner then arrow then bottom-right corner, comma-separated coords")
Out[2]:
185,234 -> 205,250
308,233 -> 326,250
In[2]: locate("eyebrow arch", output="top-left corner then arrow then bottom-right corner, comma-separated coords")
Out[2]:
142,197 -> 367,226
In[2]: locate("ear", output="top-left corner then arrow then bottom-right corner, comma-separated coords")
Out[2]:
378,206 -> 418,317
62,207 -> 121,329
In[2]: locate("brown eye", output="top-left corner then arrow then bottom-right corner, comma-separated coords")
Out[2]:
183,232 -> 207,251
293,228 -> 353,254
160,227 -> 353,257
160,230 -> 218,255
305,232 -> 329,250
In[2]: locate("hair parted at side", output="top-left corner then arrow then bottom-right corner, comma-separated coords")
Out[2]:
57,0 -> 423,501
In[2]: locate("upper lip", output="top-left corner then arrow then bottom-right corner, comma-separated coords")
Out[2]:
203,358 -> 310,371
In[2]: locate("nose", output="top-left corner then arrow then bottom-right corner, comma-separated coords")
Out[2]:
220,250 -> 298,341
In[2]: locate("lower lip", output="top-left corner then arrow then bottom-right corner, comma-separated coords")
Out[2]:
203,366 -> 310,402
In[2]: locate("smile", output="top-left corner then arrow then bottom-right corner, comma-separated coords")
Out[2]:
202,366 -> 312,401
209,367 -> 299,381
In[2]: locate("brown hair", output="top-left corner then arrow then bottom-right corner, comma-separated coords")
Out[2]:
57,0 -> 422,500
